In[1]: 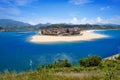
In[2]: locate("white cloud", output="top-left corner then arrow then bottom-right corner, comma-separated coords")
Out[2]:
8,8 -> 21,15
26,17 -> 71,25
71,17 -> 78,24
81,17 -> 87,24
100,6 -> 110,11
104,16 -> 120,24
0,0 -> 37,15
97,17 -> 102,22
0,7 -> 21,15
19,16 -> 120,25
71,17 -> 95,24
0,0 -> 37,6
14,0 -> 37,6
69,0 -> 93,5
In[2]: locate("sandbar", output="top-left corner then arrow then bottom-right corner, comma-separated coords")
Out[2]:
29,30 -> 109,43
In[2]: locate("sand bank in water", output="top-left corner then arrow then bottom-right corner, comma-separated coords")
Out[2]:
29,30 -> 109,43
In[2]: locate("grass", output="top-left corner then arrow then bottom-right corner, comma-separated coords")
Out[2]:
0,70 -> 102,80
0,66 -> 119,80
0,55 -> 120,80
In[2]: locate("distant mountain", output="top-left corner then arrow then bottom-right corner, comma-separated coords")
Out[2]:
95,23 -> 120,26
0,19 -> 31,27
36,23 -> 51,27
105,23 -> 120,26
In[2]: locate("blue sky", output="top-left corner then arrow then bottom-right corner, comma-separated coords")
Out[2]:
0,0 -> 120,25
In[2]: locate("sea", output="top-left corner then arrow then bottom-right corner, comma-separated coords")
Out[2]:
0,30 -> 120,72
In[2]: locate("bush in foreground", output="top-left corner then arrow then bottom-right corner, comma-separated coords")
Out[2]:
79,55 -> 102,67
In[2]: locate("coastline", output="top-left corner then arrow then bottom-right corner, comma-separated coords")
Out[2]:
29,30 -> 109,43
103,53 -> 120,60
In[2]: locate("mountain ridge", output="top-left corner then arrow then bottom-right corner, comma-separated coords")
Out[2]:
0,19 -> 120,28
0,19 -> 31,27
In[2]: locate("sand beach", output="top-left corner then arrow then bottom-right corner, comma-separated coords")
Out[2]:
29,30 -> 109,43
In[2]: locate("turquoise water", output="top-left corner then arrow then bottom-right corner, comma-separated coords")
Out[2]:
0,30 -> 120,72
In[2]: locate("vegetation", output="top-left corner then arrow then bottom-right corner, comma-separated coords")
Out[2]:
79,56 -> 102,67
0,27 -> 2,30
116,54 -> 120,60
0,55 -> 120,80
46,24 -> 120,30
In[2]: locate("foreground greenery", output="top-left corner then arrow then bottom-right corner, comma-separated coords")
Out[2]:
0,55 -> 120,80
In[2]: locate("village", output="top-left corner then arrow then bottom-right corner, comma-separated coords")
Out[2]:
41,27 -> 81,36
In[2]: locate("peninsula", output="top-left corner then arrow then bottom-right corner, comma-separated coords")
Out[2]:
29,27 -> 109,43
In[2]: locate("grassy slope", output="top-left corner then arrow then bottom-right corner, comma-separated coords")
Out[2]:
0,57 -> 120,80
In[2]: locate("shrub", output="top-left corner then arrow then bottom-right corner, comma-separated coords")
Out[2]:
116,54 -> 120,60
79,56 -> 102,67
53,59 -> 72,68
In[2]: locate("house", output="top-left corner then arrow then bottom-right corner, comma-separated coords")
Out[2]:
41,27 -> 81,36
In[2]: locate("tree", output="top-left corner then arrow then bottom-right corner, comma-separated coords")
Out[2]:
89,56 -> 102,66
47,59 -> 72,68
79,56 -> 102,67
66,28 -> 70,33
63,59 -> 72,67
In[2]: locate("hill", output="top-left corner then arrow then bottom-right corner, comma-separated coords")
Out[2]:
35,23 -> 51,27
0,19 -> 31,27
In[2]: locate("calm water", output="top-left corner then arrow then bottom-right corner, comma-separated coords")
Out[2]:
0,30 -> 120,72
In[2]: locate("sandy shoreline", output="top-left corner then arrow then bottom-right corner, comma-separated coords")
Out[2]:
29,30 -> 109,43
103,53 -> 120,60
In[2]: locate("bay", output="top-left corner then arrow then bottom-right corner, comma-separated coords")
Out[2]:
0,30 -> 120,72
